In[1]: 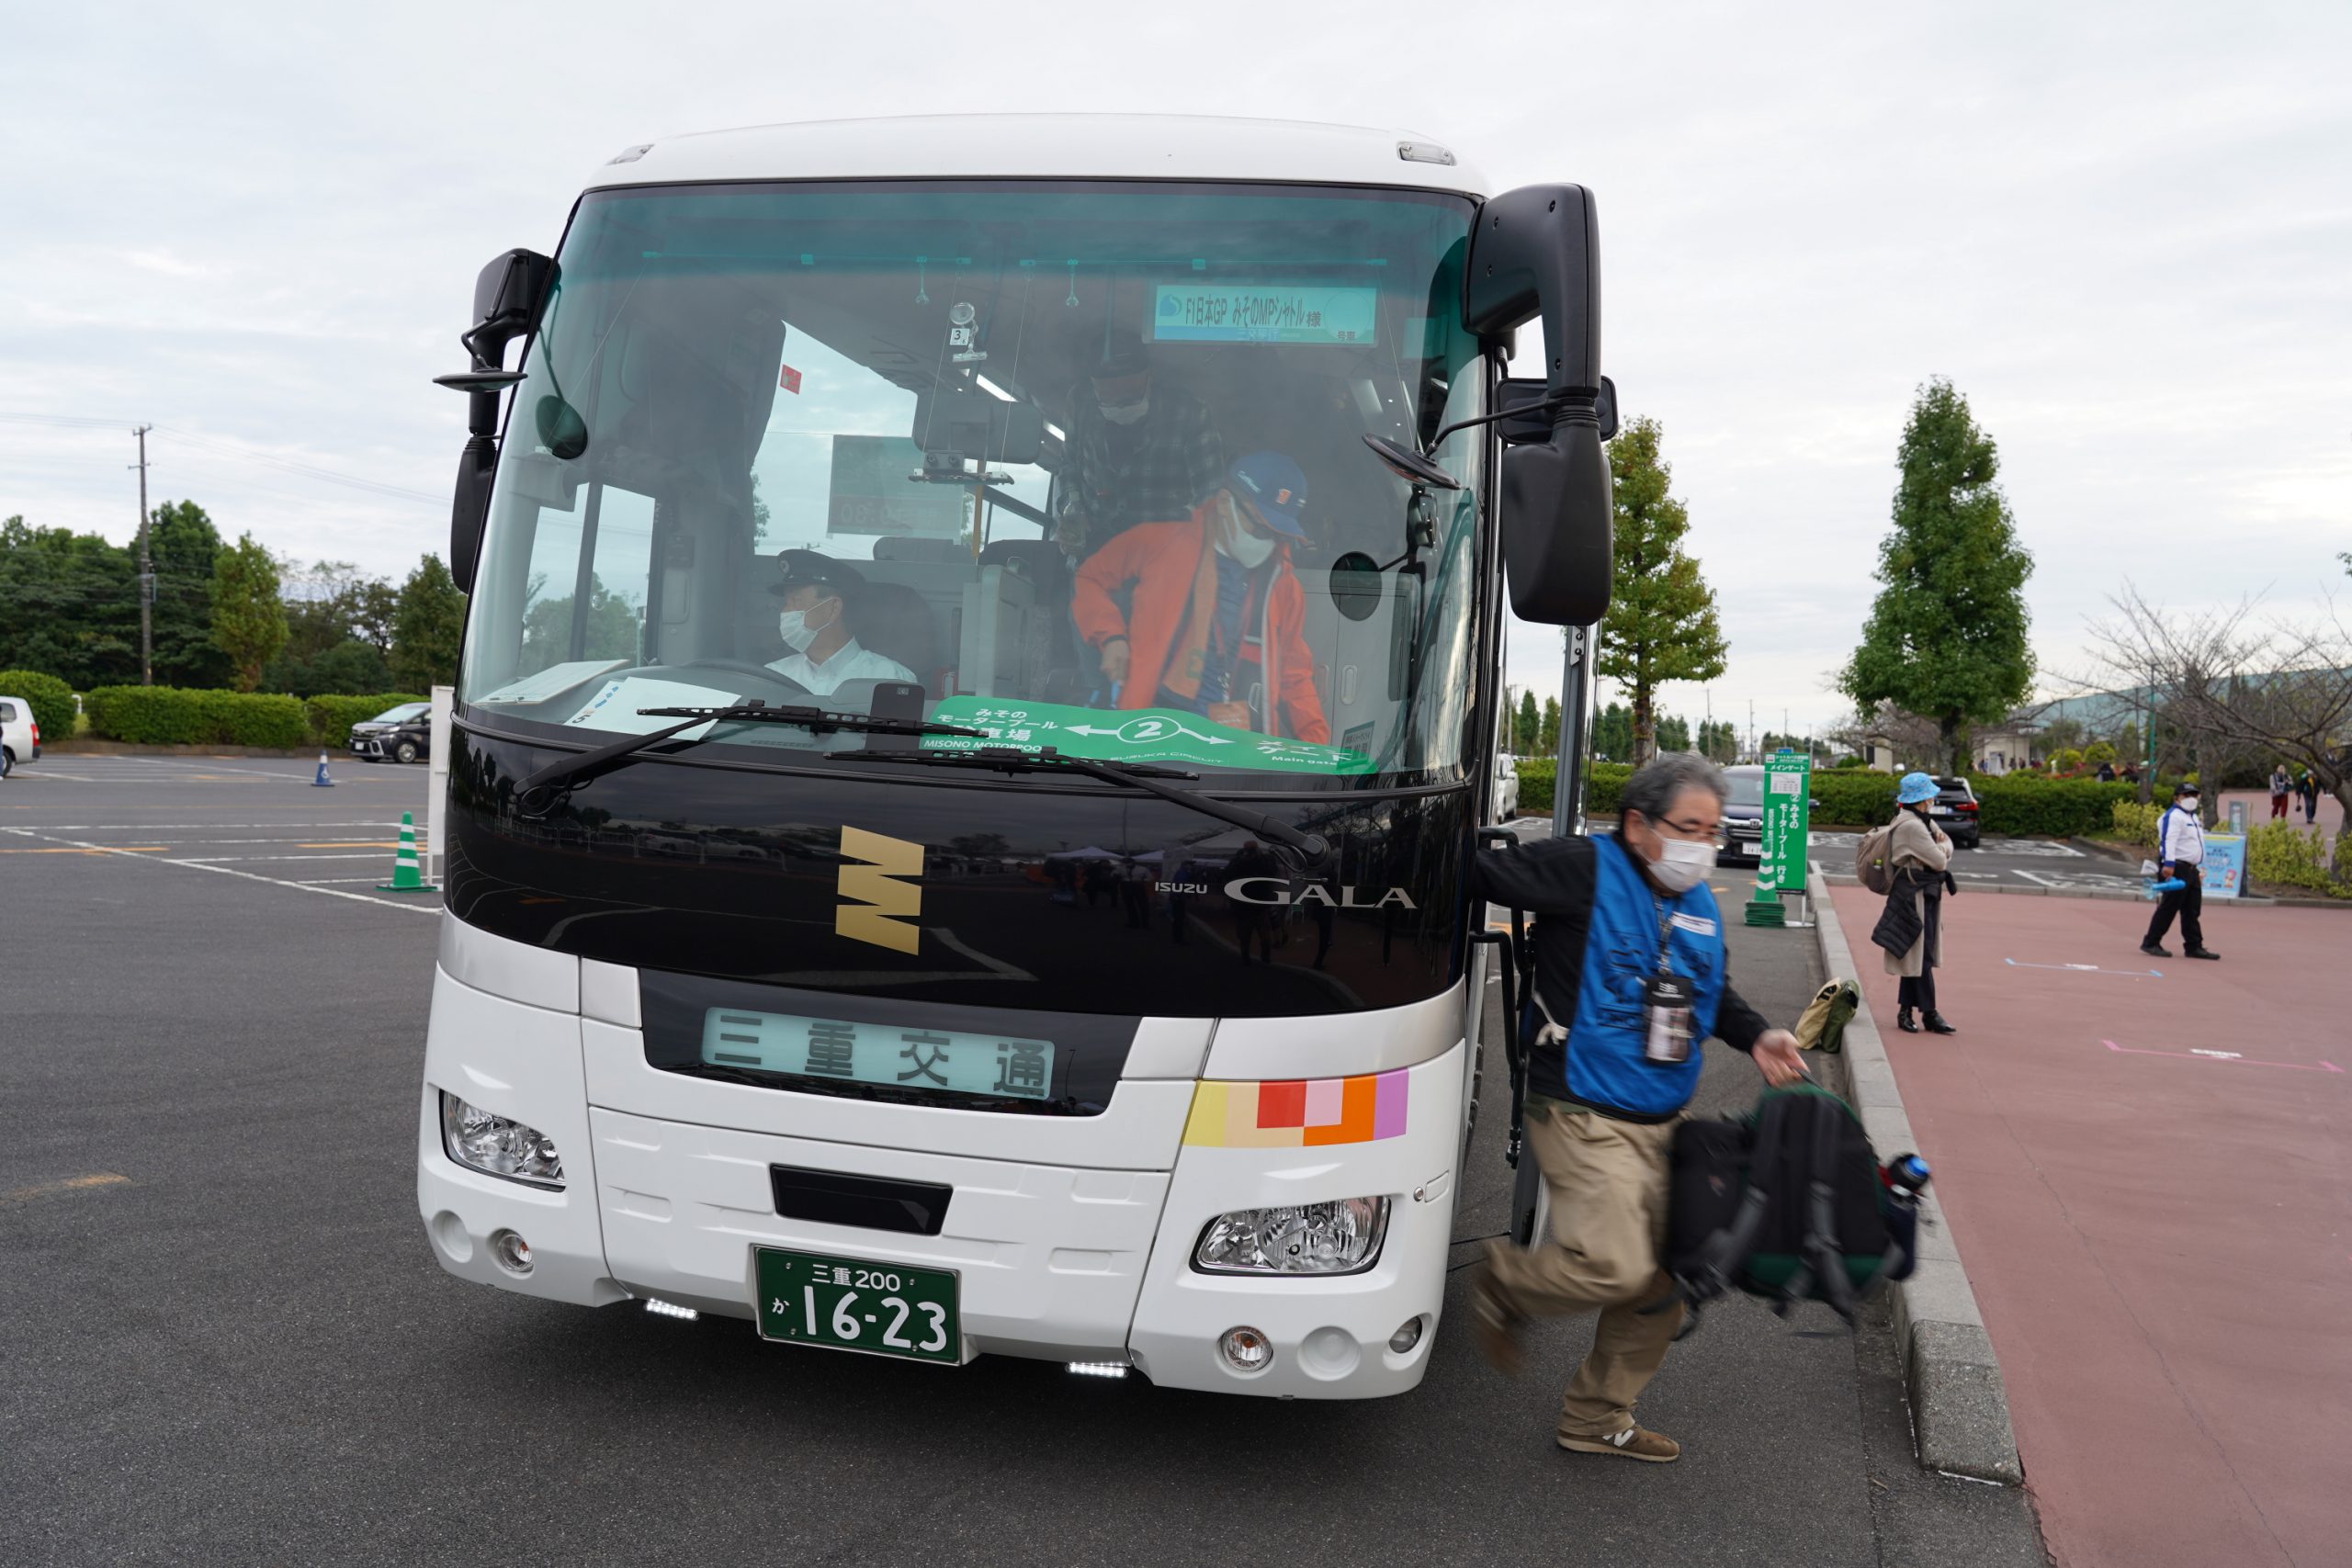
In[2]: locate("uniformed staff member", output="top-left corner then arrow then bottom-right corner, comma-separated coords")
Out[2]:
765,549 -> 914,695
2142,780 -> 2221,961
1466,752 -> 1808,1464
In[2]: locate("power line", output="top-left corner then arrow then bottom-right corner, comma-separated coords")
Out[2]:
0,412 -> 440,505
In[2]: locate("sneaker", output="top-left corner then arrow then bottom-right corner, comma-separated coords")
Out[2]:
1559,1425 -> 1681,1463
2140,942 -> 2170,958
2184,947 -> 2222,961
1467,1262 -> 1524,1378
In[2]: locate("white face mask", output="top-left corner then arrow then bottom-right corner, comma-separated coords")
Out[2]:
1215,497 -> 1277,568
1099,394 -> 1148,426
776,599 -> 833,653
2179,795 -> 2199,813
1646,835 -> 1718,894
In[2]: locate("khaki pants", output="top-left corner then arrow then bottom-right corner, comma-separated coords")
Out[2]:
1484,1107 -> 1683,1438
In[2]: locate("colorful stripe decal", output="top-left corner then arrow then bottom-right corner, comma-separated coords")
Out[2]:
1182,1070 -> 1410,1147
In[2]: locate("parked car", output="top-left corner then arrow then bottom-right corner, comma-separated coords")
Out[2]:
1930,775 -> 1981,849
0,693 -> 40,779
1493,752 -> 1521,821
348,701 -> 432,764
1719,764 -> 1765,863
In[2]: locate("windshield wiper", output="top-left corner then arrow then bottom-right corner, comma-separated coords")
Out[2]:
841,745 -> 1331,866
513,702 -> 983,818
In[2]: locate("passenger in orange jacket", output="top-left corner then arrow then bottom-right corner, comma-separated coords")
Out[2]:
1072,451 -> 1329,745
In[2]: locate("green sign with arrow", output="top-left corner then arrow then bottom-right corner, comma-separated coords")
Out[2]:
922,697 -> 1375,775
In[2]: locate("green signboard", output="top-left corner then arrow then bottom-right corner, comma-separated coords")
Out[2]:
922,696 -> 1374,775
1756,751 -> 1813,897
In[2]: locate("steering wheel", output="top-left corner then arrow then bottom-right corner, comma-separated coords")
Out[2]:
625,659 -> 816,701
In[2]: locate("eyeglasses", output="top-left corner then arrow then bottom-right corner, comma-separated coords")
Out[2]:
1641,813 -> 1716,841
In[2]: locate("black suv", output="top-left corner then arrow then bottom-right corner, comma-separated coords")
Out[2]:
348,702 -> 431,764
1929,776 -> 1981,849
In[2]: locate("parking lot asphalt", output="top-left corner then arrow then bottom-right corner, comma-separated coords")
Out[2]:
5,771 -> 2039,1567
1797,830 -> 2150,897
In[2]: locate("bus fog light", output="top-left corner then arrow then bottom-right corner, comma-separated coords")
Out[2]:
1193,1197 -> 1390,1275
1388,1316 -> 1425,1354
441,1092 -> 565,1188
1219,1326 -> 1273,1373
489,1229 -> 533,1275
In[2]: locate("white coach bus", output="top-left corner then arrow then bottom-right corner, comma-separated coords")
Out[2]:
417,114 -> 1612,1396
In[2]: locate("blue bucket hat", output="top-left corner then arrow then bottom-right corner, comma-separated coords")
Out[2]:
1895,772 -> 1939,806
1226,451 -> 1310,539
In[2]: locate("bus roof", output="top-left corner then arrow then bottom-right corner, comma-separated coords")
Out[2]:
584,114 -> 1490,199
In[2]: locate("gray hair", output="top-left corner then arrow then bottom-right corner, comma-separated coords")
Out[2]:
1620,750 -> 1728,823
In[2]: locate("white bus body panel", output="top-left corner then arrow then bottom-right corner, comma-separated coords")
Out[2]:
587,114 -> 1488,200
419,913 -> 1469,1397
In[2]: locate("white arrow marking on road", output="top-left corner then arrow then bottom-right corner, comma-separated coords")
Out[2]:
2005,959 -> 2162,978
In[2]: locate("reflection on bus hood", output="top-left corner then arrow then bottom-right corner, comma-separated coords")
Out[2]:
442,726 -> 1470,1020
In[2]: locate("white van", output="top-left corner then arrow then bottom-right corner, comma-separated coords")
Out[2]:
0,694 -> 41,778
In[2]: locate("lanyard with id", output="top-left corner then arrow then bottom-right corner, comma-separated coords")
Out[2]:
1642,899 -> 1696,1066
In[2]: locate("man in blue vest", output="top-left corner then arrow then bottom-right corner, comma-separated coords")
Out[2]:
2142,781 -> 2220,960
1467,752 -> 1808,1463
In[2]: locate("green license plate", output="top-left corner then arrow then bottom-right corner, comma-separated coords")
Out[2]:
753,1247 -> 960,1364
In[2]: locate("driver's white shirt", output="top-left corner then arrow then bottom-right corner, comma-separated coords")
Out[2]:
766,636 -> 914,696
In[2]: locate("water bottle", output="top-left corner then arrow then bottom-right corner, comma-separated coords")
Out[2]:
1881,1153 -> 1930,1203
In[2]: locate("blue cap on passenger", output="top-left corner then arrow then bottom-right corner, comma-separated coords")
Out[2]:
1227,451 -> 1310,539
1895,772 -> 1939,805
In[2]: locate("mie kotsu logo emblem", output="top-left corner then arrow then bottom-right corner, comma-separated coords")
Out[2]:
835,826 -> 923,953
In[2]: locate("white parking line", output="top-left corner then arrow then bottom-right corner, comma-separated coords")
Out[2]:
0,829 -> 439,915
23,822 -> 411,830
173,853 -> 390,863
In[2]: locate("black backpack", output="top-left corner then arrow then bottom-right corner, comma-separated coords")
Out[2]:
1663,1083 -> 1917,1329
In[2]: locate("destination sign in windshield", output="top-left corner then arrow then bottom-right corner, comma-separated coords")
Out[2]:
701,1009 -> 1057,1101
1150,283 -> 1378,345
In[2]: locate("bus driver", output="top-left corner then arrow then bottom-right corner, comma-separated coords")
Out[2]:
764,549 -> 914,696
1072,451 -> 1329,743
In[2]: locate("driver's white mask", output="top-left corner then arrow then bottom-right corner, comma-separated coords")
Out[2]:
1099,395 -> 1149,426
777,601 -> 832,653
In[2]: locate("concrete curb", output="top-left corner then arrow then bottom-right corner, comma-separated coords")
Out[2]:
1807,866 -> 2025,1485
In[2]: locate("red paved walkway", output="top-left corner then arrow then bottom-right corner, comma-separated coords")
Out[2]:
1828,886 -> 2350,1568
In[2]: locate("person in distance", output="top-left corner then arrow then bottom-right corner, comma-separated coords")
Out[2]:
1871,772 -> 1960,1033
2142,781 -> 2220,961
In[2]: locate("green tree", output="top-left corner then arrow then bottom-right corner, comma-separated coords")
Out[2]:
1593,418 -> 1728,763
1539,696 -> 1560,756
148,501 -> 232,687
390,553 -> 469,691
2084,739 -> 2118,766
1655,715 -> 1691,752
1591,700 -> 1634,761
1516,691 -> 1540,755
1695,718 -> 1737,762
1840,378 -> 2035,775
0,514 -> 139,686
210,532 -> 288,692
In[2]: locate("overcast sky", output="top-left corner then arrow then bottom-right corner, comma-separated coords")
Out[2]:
4,2 -> 2345,737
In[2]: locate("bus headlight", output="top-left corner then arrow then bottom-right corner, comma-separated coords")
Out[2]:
1193,1197 -> 1389,1276
440,1092 -> 565,1189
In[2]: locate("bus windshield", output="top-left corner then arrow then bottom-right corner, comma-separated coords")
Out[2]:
457,180 -> 1485,785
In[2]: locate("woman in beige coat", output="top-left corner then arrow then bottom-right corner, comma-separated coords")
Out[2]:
1870,772 -> 1956,1034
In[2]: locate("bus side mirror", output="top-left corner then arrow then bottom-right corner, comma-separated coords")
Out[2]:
1466,186 -> 1612,626
436,248 -> 556,592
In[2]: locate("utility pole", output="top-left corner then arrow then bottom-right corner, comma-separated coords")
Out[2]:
130,425 -> 154,685
1552,622 -> 1596,836
1747,698 -> 1755,762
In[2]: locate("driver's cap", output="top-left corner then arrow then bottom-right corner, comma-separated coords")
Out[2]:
769,549 -> 866,600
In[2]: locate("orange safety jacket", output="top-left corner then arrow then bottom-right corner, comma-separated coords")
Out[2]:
1071,502 -> 1329,745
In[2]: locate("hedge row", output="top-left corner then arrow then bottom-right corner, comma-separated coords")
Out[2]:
0,669 -> 76,749
2245,820 -> 2348,897
304,694 -> 426,749
1510,757 -> 2139,840
83,686 -> 426,749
